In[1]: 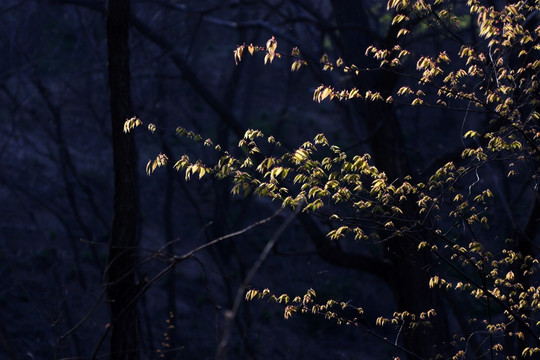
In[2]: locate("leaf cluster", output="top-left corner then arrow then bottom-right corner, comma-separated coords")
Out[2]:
129,0 -> 540,358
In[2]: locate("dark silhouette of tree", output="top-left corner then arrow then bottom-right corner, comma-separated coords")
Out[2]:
106,0 -> 139,358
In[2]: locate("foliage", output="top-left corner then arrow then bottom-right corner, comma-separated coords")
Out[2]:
129,0 -> 540,359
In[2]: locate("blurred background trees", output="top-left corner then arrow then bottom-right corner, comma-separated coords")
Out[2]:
0,0 -> 539,359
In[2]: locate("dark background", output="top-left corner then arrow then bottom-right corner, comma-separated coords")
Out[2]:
1,1 -> 535,359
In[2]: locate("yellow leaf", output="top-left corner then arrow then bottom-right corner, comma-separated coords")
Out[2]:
320,53 -> 329,64
320,87 -> 332,102
234,45 -> 244,65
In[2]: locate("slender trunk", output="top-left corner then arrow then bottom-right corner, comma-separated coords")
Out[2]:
106,0 -> 139,359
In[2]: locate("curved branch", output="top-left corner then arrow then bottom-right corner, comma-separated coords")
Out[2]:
298,214 -> 390,279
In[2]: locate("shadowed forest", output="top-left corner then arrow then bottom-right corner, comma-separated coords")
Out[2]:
1,0 -> 540,359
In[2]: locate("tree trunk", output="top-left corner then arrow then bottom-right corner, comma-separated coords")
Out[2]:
106,0 -> 139,359
330,2 -> 439,358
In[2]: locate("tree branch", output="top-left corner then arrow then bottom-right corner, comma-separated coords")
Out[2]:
298,214 -> 390,279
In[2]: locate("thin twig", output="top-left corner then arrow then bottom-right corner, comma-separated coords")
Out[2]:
215,201 -> 303,360
91,207 -> 285,359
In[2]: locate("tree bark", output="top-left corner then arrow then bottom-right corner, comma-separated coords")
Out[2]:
106,0 -> 139,359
